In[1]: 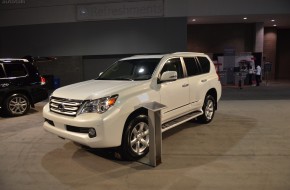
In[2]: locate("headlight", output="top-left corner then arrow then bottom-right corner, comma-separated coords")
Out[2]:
79,95 -> 118,115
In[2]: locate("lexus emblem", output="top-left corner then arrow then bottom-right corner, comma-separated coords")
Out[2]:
58,104 -> 65,112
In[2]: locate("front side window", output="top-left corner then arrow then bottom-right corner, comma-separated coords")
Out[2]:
160,58 -> 184,79
3,63 -> 27,78
197,56 -> 210,73
0,64 -> 5,78
98,58 -> 160,81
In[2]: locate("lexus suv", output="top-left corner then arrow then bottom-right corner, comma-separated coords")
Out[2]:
43,52 -> 221,160
0,58 -> 48,116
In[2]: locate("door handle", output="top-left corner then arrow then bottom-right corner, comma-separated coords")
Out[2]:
182,84 -> 189,87
201,79 -> 207,83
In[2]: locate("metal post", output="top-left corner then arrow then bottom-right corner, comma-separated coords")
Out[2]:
148,109 -> 161,166
138,102 -> 166,167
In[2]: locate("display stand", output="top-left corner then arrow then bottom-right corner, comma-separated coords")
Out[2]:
138,102 -> 166,167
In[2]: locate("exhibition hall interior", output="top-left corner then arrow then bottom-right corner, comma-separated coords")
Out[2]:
1,0 -> 290,189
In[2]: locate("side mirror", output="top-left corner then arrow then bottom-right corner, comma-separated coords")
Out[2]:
159,71 -> 177,83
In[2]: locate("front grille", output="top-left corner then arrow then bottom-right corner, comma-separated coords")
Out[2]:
49,96 -> 83,116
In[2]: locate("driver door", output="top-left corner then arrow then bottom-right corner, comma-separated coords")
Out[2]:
159,58 -> 190,122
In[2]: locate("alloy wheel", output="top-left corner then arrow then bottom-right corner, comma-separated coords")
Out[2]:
129,122 -> 149,155
8,96 -> 28,115
205,99 -> 214,120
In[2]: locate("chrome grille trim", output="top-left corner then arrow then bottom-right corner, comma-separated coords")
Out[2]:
49,96 -> 83,116
51,99 -> 81,106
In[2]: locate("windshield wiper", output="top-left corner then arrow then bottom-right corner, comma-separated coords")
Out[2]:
96,77 -> 134,81
114,78 -> 134,81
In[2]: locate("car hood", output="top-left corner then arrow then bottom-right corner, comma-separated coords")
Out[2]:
52,79 -> 144,100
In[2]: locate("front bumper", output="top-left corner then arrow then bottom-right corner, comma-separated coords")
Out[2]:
43,103 -> 126,148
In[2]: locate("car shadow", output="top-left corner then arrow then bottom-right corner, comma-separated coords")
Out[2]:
41,112 -> 257,188
0,103 -> 43,118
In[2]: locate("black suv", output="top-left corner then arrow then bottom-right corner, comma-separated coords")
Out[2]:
0,58 -> 48,116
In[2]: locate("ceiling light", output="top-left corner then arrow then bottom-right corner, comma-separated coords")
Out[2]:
273,24 -> 277,27
243,17 -> 247,20
192,19 -> 196,22
271,19 -> 275,22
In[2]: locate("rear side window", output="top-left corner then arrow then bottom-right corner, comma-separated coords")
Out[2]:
3,63 -> 27,77
0,64 -> 5,78
161,58 -> 184,79
197,56 -> 210,73
183,57 -> 201,77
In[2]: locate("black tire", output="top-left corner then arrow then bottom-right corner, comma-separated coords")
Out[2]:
121,115 -> 149,161
197,95 -> 215,124
4,94 -> 30,117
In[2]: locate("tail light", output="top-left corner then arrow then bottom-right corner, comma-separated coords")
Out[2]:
40,76 -> 46,85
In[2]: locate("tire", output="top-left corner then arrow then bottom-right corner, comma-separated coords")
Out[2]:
197,95 -> 215,124
121,115 -> 149,161
4,94 -> 30,116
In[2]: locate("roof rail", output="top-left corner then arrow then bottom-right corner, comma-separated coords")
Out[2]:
0,58 -> 29,62
172,52 -> 204,54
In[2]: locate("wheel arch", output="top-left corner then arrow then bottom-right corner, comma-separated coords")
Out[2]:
3,90 -> 33,108
122,107 -> 148,136
118,107 -> 149,160
206,88 -> 217,110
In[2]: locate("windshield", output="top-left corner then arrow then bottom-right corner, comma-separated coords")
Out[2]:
97,58 -> 161,81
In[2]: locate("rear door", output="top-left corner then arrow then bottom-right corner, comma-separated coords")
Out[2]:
182,57 -> 204,110
0,64 -> 7,85
1,62 -> 29,95
0,63 -> 10,104
159,57 -> 190,122
3,62 -> 29,86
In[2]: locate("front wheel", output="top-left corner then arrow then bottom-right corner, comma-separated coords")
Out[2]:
197,95 -> 216,124
121,115 -> 149,160
4,94 -> 30,116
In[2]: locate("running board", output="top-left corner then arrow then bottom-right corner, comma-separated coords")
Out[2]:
162,110 -> 203,132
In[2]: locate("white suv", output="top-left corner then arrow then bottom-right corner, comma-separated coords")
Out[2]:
43,52 -> 221,160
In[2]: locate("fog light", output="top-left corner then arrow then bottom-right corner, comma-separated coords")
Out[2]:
88,128 -> 96,138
